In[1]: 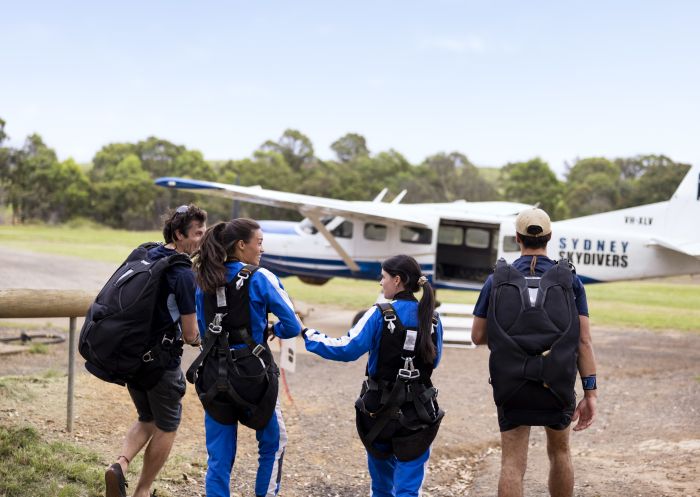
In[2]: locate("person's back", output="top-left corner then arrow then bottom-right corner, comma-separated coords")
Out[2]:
471,208 -> 597,497
304,254 -> 444,497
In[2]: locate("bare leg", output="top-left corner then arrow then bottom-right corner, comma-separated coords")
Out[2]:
498,425 -> 530,497
132,428 -> 178,497
545,426 -> 573,497
114,421 -> 157,473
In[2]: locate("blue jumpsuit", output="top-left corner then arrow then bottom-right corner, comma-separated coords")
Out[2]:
195,262 -> 303,497
304,296 -> 444,497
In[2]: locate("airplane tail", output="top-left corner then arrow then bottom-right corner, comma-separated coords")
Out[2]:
655,163 -> 700,257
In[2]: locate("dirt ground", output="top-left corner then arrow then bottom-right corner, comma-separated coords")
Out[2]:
1,248 -> 698,497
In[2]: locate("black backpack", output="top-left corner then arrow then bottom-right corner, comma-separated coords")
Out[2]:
79,242 -> 191,387
487,258 -> 580,427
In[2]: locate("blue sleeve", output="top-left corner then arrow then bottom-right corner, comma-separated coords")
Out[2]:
573,277 -> 589,316
174,268 -> 196,315
304,306 -> 380,362
473,276 -> 493,318
195,287 -> 207,338
253,268 -> 303,339
433,317 -> 444,368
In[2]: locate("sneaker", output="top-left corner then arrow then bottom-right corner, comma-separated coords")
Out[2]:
105,463 -> 127,497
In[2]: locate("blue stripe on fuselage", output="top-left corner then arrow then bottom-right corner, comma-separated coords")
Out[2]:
258,220 -> 301,236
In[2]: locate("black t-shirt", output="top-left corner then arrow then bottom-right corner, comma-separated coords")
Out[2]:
147,245 -> 196,368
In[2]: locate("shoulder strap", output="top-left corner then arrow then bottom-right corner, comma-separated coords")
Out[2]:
233,264 -> 260,290
375,302 -> 406,335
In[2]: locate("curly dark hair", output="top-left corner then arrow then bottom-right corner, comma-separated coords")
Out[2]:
162,204 -> 208,244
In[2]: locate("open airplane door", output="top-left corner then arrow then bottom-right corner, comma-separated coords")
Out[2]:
435,219 -> 500,287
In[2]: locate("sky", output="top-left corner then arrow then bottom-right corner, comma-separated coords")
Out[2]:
1,0 -> 699,175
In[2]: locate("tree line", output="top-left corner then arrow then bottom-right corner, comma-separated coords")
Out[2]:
0,117 -> 691,229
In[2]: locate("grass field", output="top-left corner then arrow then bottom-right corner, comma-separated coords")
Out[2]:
0,224 -> 160,263
1,224 -> 698,332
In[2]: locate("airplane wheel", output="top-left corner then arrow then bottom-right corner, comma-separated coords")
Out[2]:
352,310 -> 366,327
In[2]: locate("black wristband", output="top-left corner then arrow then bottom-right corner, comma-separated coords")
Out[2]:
581,375 -> 597,390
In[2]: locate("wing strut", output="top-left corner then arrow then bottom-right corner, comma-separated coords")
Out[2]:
303,212 -> 361,272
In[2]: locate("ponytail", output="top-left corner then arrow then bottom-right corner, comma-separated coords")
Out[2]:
381,255 -> 437,363
193,218 -> 261,294
193,222 -> 228,294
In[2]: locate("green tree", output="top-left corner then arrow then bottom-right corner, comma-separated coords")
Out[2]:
501,158 -> 566,219
6,134 -> 59,223
217,151 -> 300,221
565,157 -> 622,217
330,133 -> 369,163
260,129 -> 315,172
0,118 -> 9,207
32,158 -> 91,222
89,138 -> 217,228
625,157 -> 691,206
91,154 -> 158,229
613,154 -> 691,207
410,152 -> 497,202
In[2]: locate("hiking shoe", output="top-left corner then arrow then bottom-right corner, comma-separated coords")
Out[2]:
105,463 -> 127,497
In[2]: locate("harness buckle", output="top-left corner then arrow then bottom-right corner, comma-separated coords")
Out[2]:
142,350 -> 155,363
161,335 -> 174,347
397,356 -> 421,380
383,313 -> 397,333
252,344 -> 265,357
235,270 -> 251,290
208,313 -> 226,335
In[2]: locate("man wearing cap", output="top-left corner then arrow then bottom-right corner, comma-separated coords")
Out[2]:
471,207 -> 597,497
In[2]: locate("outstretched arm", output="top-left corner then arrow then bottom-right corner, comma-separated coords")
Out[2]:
304,306 -> 379,362
572,315 -> 597,431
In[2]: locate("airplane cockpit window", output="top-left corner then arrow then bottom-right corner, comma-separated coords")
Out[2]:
465,228 -> 490,249
331,220 -> 353,238
364,223 -> 387,241
503,236 -> 519,252
400,226 -> 432,244
438,226 -> 464,246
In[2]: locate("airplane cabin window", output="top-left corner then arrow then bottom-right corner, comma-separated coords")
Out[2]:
331,221 -> 353,238
364,223 -> 387,241
401,226 -> 433,244
438,226 -> 464,246
465,228 -> 490,249
503,236 -> 519,252
300,216 -> 335,235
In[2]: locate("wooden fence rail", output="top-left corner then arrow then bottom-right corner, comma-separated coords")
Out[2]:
0,289 -> 93,432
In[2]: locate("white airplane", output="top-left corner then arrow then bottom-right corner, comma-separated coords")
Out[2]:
155,164 -> 700,290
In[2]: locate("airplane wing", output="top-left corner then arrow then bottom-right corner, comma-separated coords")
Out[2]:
647,238 -> 700,258
155,177 -> 432,227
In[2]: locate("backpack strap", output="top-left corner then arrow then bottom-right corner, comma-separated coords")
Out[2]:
229,265 -> 264,355
234,264 -> 259,290
186,312 -> 227,384
375,302 -> 405,337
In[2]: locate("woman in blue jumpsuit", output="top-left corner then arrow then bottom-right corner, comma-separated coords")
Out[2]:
304,254 -> 444,497
193,218 -> 304,497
